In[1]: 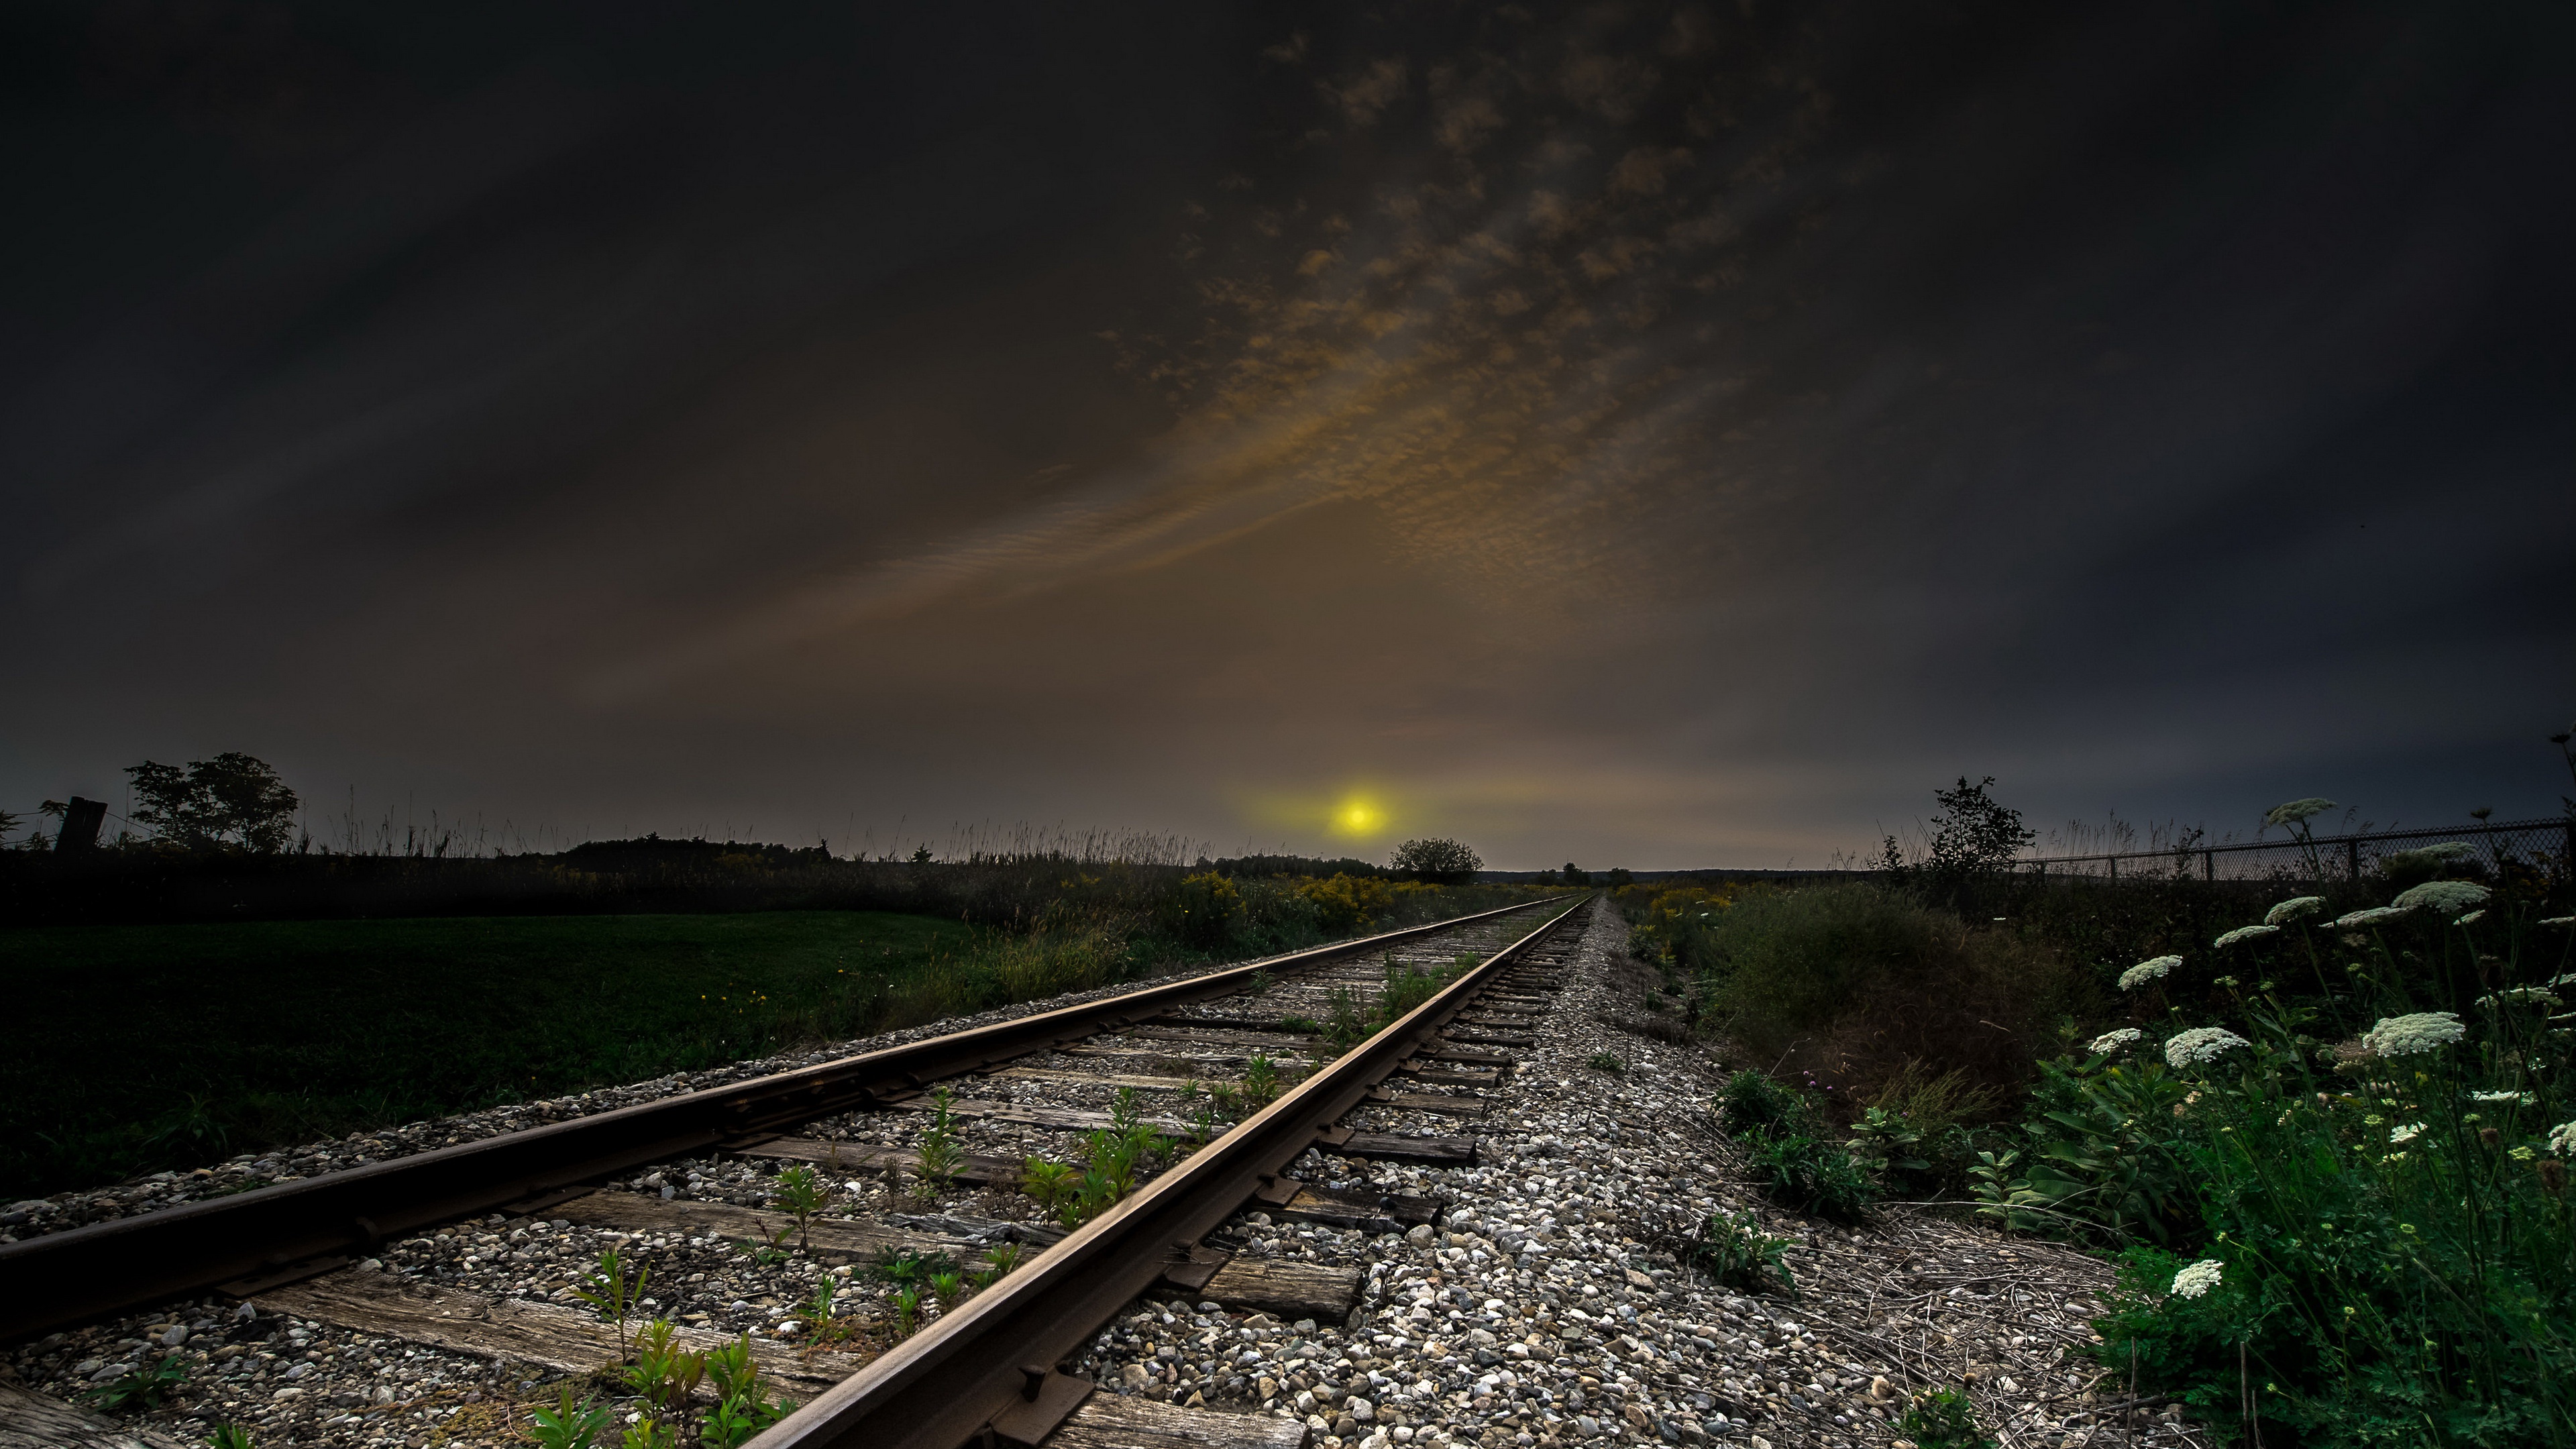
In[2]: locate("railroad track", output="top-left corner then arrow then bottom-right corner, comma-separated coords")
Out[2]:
4,893 -> 1596,1449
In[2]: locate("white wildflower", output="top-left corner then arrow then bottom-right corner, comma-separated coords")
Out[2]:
2263,798 -> 2337,827
2166,1027 -> 2251,1069
2538,916 -> 2575,928
2333,906 -> 2409,929
2550,1122 -> 2576,1158
2455,910 -> 2485,926
2264,896 -> 2327,926
2386,841 -> 2476,869
2392,880 -> 2489,914
2118,955 -> 2182,991
2214,924 -> 2281,949
2389,1122 -> 2425,1144
2467,1090 -> 2533,1105
2169,1260 -> 2224,1299
2475,987 -> 2561,1009
2088,1028 -> 2145,1054
2359,1012 -> 2467,1057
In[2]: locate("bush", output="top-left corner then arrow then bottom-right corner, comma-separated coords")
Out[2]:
1715,1069 -> 1880,1220
1690,883 -> 2092,1104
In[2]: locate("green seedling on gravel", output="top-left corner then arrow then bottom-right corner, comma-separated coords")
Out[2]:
702,1334 -> 758,1403
1899,1388 -> 1994,1449
912,1087 -> 963,1201
1065,1169 -> 1118,1228
621,1319 -> 706,1413
1242,1053 -> 1282,1104
929,1270 -> 967,1306
620,1419 -> 678,1449
1247,969 -> 1274,996
1019,1157 -> 1078,1211
1277,1015 -> 1323,1035
576,1246 -> 651,1362
702,1391 -> 794,1449
205,1426 -> 256,1449
1587,1051 -> 1625,1074
1684,1210 -> 1796,1299
89,1354 -> 189,1411
1322,987 -> 1368,1051
865,1245 -> 957,1286
973,1242 -> 1024,1289
529,1387 -> 611,1449
892,1285 -> 922,1338
795,1281 -> 839,1336
771,1164 -> 825,1249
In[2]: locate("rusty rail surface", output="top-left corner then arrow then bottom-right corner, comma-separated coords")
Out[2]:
757,894 -> 1594,1449
0,894 -> 1572,1340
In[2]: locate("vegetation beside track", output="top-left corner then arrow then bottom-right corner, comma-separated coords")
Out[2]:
1620,778 -> 2576,1448
0,875 -> 1547,1203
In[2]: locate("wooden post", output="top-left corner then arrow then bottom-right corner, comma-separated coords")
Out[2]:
2348,837 -> 2361,881
54,798 -> 105,853
2204,849 -> 2214,881
2108,855 -> 2117,882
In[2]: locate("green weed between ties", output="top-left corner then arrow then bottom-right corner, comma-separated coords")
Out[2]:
203,1426 -> 256,1449
87,1355 -> 187,1411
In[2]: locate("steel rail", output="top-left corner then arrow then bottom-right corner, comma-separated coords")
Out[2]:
756,894 -> 1595,1449
0,894 -> 1572,1341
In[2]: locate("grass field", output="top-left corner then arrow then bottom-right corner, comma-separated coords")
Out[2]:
0,910 -> 980,1202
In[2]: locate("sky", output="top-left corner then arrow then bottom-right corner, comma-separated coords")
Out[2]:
2,0 -> 2571,870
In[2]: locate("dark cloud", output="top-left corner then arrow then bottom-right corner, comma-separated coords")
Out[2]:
1,0 -> 2569,865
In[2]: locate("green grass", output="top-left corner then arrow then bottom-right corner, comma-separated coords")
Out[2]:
0,910 -> 978,1200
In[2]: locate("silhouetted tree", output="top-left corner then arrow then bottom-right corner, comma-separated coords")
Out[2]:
1391,837 -> 1482,885
124,753 -> 299,853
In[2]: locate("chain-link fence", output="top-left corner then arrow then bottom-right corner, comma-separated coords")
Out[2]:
2010,815 -> 2576,890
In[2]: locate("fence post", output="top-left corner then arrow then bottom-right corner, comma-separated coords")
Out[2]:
2108,855 -> 2116,883
54,797 -> 106,852
2204,849 -> 2213,881
2348,837 -> 2361,881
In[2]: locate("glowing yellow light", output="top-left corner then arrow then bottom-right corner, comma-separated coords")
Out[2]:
1330,794 -> 1388,839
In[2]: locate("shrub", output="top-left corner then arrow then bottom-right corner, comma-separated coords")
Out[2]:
1161,871 -> 1243,950
1746,1130 -> 1877,1222
1719,1069 -> 1803,1135
1683,1209 -> 1796,1297
1690,883 -> 2091,1104
1297,873 -> 1395,934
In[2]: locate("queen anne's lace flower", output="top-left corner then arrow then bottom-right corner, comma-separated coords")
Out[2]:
2550,1122 -> 2576,1158
2264,896 -> 2326,926
2538,916 -> 2575,927
2386,841 -> 2475,869
2392,880 -> 2491,914
2088,1028 -> 2144,1054
2334,906 -> 2408,928
2169,1260 -> 2224,1298
2263,799 -> 2337,826
2455,910 -> 2485,926
2166,1027 -> 2251,1069
2467,1090 -> 2533,1105
2360,1012 -> 2467,1057
2118,956 -> 2181,991
2389,1122 -> 2425,1144
2214,924 -> 2280,949
2475,988 -> 2561,1009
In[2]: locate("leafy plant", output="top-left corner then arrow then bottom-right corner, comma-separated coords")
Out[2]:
89,1354 -> 189,1411
1899,1388 -> 1994,1449
1746,1130 -> 1877,1222
1020,1157 -> 1079,1211
621,1419 -> 678,1449
1322,987 -> 1368,1050
204,1427 -> 257,1449
1587,1051 -> 1625,1074
1717,1069 -> 1802,1135
771,1164 -> 825,1249
891,1285 -> 921,1338
621,1319 -> 707,1413
1242,1053 -> 1283,1104
1683,1210 -> 1796,1297
929,1270 -> 967,1306
912,1087 -> 964,1200
974,1242 -> 1024,1288
575,1246 -> 652,1360
529,1387 -> 611,1449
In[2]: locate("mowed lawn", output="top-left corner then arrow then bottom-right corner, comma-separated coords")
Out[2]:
0,910 -> 976,1201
